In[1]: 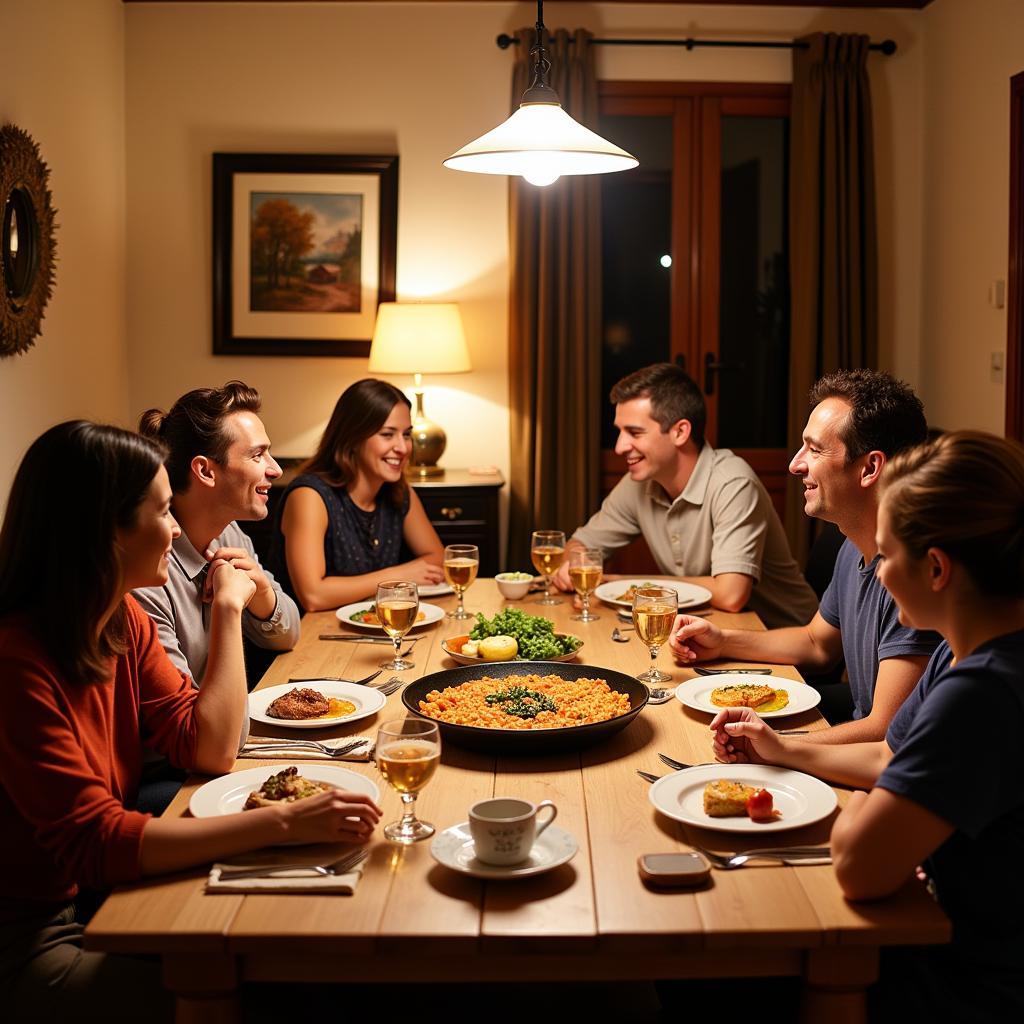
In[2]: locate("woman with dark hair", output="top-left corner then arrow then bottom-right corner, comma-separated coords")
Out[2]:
0,422 -> 380,1019
272,378 -> 444,610
708,430 -> 1024,1018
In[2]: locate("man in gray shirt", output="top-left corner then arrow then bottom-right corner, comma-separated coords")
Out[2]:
553,363 -> 817,629
134,382 -> 300,688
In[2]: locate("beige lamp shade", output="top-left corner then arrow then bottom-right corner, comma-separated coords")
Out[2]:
367,303 -> 471,374
367,302 -> 471,477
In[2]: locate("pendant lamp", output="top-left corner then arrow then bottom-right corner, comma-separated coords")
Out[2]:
443,0 -> 638,187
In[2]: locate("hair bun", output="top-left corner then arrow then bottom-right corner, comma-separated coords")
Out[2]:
138,408 -> 166,438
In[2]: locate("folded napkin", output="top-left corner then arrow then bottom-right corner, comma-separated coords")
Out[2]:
206,859 -> 365,895
238,736 -> 375,761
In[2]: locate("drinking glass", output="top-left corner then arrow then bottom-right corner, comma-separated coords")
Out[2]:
568,547 -> 603,622
375,580 -> 419,671
443,544 -> 479,620
376,718 -> 441,844
531,530 -> 565,605
632,586 -> 676,684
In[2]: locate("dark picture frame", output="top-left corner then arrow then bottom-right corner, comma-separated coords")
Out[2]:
212,153 -> 398,357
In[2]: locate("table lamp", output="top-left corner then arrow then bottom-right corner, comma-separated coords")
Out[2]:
368,302 -> 472,477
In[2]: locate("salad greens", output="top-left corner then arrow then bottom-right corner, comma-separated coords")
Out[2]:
469,608 -> 581,661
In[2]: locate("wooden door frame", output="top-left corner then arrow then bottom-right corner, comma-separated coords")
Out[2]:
1008,70 -> 1024,441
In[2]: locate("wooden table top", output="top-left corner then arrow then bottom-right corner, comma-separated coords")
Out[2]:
86,578 -> 949,985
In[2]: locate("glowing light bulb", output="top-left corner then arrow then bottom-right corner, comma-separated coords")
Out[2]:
523,166 -> 561,187
660,254 -> 672,268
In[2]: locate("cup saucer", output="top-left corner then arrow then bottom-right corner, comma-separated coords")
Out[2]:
430,822 -> 578,879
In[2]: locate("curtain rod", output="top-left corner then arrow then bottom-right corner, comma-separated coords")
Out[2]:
495,33 -> 897,56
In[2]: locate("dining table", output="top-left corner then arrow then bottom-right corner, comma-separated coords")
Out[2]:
85,578 -> 949,1022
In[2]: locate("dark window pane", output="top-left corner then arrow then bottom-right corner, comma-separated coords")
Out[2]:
599,115 -> 672,450
716,116 -> 790,449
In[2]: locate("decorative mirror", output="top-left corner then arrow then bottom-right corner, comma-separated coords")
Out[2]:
0,124 -> 56,358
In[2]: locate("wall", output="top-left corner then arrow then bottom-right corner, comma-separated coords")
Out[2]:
123,3 -> 926,559
919,0 -> 1023,433
0,0 -> 128,512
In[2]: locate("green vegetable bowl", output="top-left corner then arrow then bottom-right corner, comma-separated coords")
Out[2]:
442,633 -> 582,665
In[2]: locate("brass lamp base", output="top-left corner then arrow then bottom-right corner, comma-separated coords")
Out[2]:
407,387 -> 446,477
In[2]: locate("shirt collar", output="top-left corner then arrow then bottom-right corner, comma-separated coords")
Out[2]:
171,530 -> 209,583
645,443 -> 716,510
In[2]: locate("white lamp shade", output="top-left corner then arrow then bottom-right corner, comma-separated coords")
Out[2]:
368,303 -> 472,374
443,102 -> 638,181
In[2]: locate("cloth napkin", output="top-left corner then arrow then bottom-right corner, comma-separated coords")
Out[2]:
206,858 -> 365,895
237,736 -> 375,761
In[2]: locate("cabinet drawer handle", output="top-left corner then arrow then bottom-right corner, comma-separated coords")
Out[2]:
440,506 -> 463,521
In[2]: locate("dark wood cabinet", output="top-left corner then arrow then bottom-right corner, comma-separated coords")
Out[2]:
410,470 -> 504,576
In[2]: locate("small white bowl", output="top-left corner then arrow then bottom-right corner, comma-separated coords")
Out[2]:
495,572 -> 533,601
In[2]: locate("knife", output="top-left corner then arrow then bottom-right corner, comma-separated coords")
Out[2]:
317,635 -> 422,644
693,667 -> 773,675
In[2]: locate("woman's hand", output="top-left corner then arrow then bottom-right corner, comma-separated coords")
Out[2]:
709,706 -> 785,765
399,556 -> 445,586
205,545 -> 276,618
669,614 -> 724,662
280,789 -> 383,844
207,560 -> 257,613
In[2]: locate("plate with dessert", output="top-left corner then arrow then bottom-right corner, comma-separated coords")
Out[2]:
673,673 -> 821,719
248,681 -> 387,730
648,763 -> 837,833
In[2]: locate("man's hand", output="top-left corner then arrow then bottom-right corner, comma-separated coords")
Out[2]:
709,707 -> 783,765
204,546 -> 275,618
668,614 -> 725,663
206,559 -> 257,613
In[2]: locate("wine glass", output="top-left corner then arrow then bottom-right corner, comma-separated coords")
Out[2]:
376,718 -> 441,844
568,547 -> 603,622
632,586 -> 676,684
375,580 -> 418,671
531,530 -> 565,606
443,544 -> 479,620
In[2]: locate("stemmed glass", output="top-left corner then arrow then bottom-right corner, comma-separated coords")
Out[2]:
443,544 -> 479,620
531,530 -> 565,606
568,547 -> 603,622
375,580 -> 418,671
376,718 -> 441,844
632,586 -> 676,684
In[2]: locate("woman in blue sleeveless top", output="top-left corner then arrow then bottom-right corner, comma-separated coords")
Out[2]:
271,379 -> 444,610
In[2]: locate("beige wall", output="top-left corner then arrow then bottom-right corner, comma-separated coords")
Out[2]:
919,0 -> 1023,433
0,0 -> 128,511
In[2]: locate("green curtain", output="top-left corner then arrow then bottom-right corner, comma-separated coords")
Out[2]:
787,32 -> 879,561
506,27 -> 602,569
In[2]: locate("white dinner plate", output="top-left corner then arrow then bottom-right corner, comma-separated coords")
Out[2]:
189,764 -> 380,819
248,681 -> 387,730
335,601 -> 446,632
648,763 -> 837,834
430,822 -> 578,879
418,582 -> 454,598
674,675 -> 821,719
594,579 -> 713,611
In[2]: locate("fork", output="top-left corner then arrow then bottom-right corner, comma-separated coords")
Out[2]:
288,669 -> 383,686
657,753 -> 693,771
636,769 -> 662,784
372,676 -> 405,697
216,847 -> 369,881
693,667 -> 773,676
240,738 -> 369,759
692,844 -> 831,870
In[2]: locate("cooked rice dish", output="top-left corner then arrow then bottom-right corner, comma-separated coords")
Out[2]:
417,673 -> 630,730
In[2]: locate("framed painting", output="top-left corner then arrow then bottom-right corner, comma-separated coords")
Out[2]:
212,153 -> 398,356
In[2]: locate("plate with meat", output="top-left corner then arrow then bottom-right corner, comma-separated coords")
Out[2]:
335,601 -> 445,632
189,764 -> 380,818
648,763 -> 837,834
248,681 -> 387,730
593,579 -> 712,611
673,674 -> 821,719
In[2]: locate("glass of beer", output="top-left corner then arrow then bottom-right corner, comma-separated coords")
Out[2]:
375,580 -> 419,670
568,547 -> 603,622
531,530 -> 565,605
632,586 -> 676,684
376,718 -> 441,844
443,544 -> 479,620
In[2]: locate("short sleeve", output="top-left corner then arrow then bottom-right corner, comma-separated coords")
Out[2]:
707,475 -> 766,580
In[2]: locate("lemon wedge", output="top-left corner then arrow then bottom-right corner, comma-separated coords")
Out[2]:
478,635 -> 518,661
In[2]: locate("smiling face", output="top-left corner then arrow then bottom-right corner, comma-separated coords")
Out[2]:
613,397 -> 686,489
788,398 -> 867,523
116,465 -> 181,590
874,500 -> 938,630
355,402 -> 412,487
214,411 -> 281,521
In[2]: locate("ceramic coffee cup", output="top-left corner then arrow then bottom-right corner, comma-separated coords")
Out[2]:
468,797 -> 558,866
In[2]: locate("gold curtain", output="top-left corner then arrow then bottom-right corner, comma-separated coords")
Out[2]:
787,33 -> 879,561
506,27 -> 602,568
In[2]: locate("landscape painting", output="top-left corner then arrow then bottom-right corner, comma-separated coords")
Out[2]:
249,191 -> 363,314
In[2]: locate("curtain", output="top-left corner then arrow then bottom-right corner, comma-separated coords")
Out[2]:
787,32 -> 879,562
506,27 -> 602,568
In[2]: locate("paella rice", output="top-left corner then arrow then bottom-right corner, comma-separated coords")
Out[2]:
418,673 -> 630,730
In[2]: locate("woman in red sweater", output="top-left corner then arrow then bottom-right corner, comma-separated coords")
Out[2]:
0,422 -> 380,1021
